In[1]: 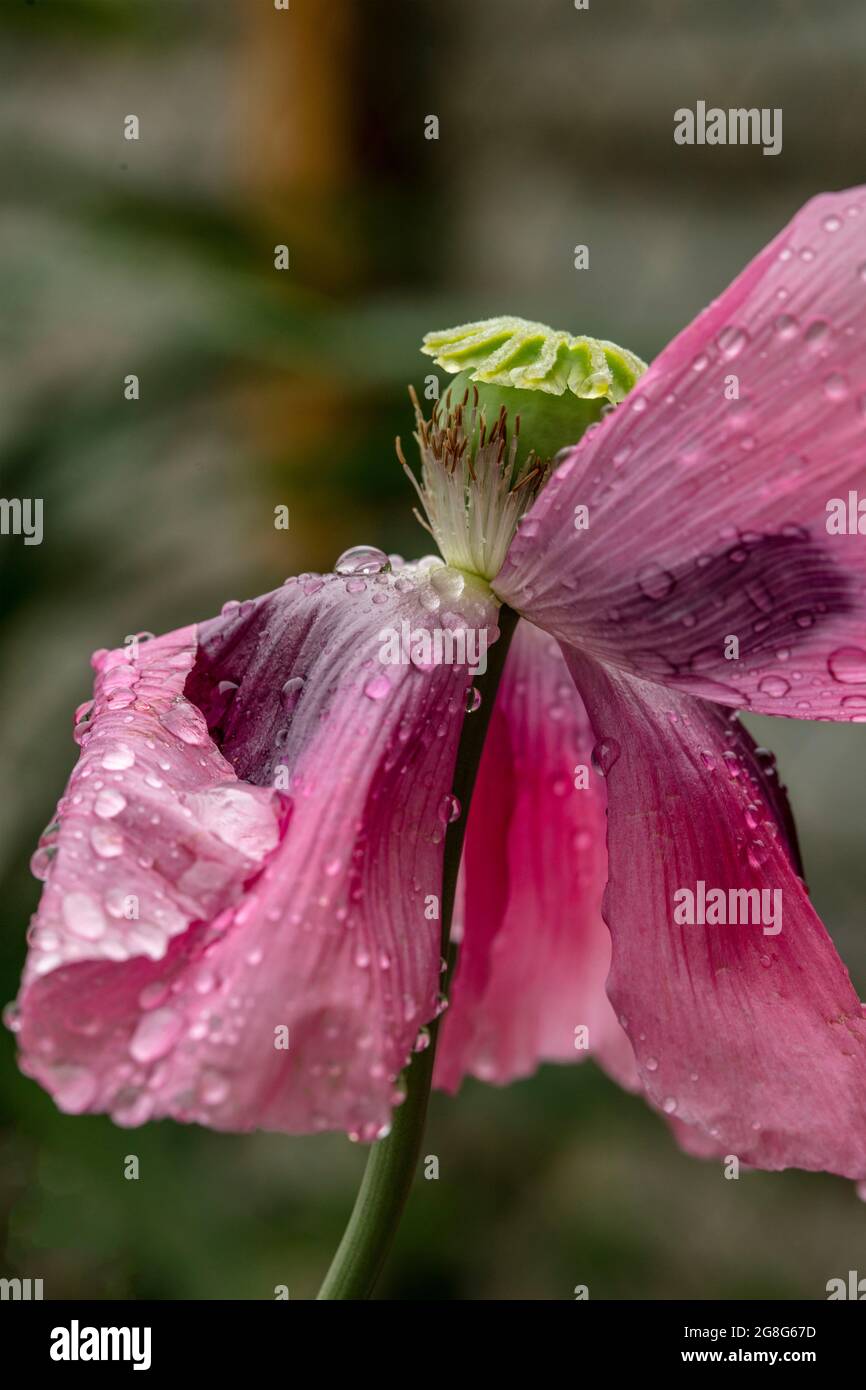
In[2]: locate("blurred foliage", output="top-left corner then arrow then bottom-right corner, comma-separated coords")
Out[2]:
1,0 -> 866,1301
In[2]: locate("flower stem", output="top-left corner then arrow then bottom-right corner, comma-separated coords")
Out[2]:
316,603 -> 520,1300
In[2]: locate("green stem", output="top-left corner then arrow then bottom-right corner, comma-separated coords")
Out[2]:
316,603 -> 520,1300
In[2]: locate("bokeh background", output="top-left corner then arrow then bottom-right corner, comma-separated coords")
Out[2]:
2,0 -> 865,1300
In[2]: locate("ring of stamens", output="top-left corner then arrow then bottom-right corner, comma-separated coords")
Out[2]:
398,385 -> 550,583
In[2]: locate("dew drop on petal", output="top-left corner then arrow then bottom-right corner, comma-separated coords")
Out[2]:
90,824 -> 125,859
3,1000 -> 22,1033
94,787 -> 127,819
823,372 -> 849,402
129,1007 -> 184,1063
717,326 -> 748,359
200,1071 -> 229,1106
53,1065 -> 97,1114
430,567 -> 465,601
30,846 -> 56,881
161,701 -> 209,746
280,676 -> 305,714
637,563 -> 676,600
758,675 -> 790,699
828,647 -> 866,684
102,745 -> 135,771
747,839 -> 771,868
63,892 -> 106,940
438,794 -> 461,825
591,738 -> 621,777
774,314 -> 798,341
804,319 -> 829,349
334,545 -> 391,576
138,981 -> 170,1011
363,673 -> 391,701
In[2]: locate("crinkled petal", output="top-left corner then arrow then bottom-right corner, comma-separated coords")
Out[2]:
562,645 -> 866,1177
435,620 -> 635,1092
497,186 -> 866,720
15,561 -> 499,1137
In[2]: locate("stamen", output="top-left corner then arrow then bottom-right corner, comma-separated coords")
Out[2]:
399,386 -> 552,582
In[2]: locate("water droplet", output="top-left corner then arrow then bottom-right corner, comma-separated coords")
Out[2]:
363,673 -> 391,701
53,1065 -> 97,1114
438,794 -> 461,824
747,839 -> 771,868
102,745 -> 135,771
30,846 -> 56,881
823,371 -> 849,402
717,326 -> 748,359
758,675 -> 790,699
430,567 -> 465,601
662,1096 -> 677,1114
280,676 -> 305,714
138,982 -> 169,1011
823,213 -> 842,233
3,1000 -> 22,1033
645,1056 -> 659,1072
414,1026 -> 431,1053
200,1071 -> 229,1106
94,787 -> 127,819
161,701 -> 209,745
129,1007 -> 184,1063
90,824 -> 125,859
637,563 -> 676,600
804,319 -> 829,349
700,751 -> 716,771
828,647 -> 866,684
465,686 -> 482,713
591,739 -> 621,777
63,892 -> 106,940
334,545 -> 391,576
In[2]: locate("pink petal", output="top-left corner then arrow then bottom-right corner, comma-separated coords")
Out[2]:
497,186 -> 866,720
14,563 -> 499,1137
435,620 -> 635,1093
563,645 -> 866,1177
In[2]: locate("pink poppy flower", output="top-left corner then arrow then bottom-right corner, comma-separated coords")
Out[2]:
10,185 -> 866,1177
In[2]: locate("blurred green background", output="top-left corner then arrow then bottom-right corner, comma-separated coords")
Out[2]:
2,0 -> 866,1300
